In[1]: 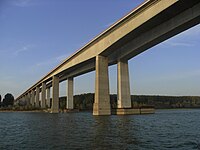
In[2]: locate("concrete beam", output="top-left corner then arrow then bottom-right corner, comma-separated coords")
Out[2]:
117,60 -> 131,108
67,77 -> 74,109
51,76 -> 59,113
93,55 -> 111,115
109,1 -> 200,61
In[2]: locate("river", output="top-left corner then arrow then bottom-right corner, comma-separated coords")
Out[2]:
0,109 -> 200,150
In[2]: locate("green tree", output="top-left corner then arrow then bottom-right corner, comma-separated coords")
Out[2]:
3,93 -> 14,107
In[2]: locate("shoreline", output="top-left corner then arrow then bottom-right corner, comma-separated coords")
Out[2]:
0,107 -> 200,113
0,110 -> 44,112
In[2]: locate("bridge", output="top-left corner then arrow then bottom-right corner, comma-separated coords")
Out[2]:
15,0 -> 200,115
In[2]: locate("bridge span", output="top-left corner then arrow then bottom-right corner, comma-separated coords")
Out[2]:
15,0 -> 200,115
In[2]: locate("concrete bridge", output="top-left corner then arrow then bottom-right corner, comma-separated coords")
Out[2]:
15,0 -> 200,115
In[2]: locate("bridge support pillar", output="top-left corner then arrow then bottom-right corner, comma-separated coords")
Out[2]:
67,77 -> 74,109
21,97 -> 23,104
22,96 -> 25,103
27,93 -> 31,106
47,88 -> 51,108
93,55 -> 111,115
117,60 -> 131,108
41,83 -> 46,108
51,76 -> 59,113
24,95 -> 27,105
35,87 -> 40,108
31,90 -> 35,106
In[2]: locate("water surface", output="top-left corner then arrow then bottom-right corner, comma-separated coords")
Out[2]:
0,109 -> 200,150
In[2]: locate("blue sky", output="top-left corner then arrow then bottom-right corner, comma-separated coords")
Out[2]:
0,0 -> 200,98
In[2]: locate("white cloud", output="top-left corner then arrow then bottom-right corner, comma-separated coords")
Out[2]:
36,60 -> 53,67
13,44 -> 34,56
167,42 -> 194,47
11,0 -> 33,7
159,24 -> 200,48
36,54 -> 70,67
56,54 -> 70,62
159,40 -> 195,48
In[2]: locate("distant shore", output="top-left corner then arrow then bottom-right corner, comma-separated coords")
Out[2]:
0,109 -> 44,112
0,107 -> 200,113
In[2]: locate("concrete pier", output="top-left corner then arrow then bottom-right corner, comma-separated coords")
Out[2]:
24,95 -> 27,105
112,107 -> 155,115
93,55 -> 111,115
117,60 -> 131,108
27,93 -> 31,106
46,88 -> 51,108
41,82 -> 46,108
22,96 -> 25,104
35,87 -> 40,108
51,76 -> 59,113
31,90 -> 35,106
23,95 -> 26,105
67,77 -> 74,109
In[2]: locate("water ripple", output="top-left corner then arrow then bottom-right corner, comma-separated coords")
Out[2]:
0,109 -> 200,149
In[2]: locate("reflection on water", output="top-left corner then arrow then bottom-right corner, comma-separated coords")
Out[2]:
0,109 -> 200,150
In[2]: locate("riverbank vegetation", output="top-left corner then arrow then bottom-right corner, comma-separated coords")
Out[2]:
0,93 -> 14,109
1,93 -> 200,111
61,93 -> 200,110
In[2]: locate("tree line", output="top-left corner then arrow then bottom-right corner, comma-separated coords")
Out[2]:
59,93 -> 200,110
0,93 -> 14,108
1,92 -> 200,110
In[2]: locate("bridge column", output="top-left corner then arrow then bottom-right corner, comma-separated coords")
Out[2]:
117,60 -> 131,108
67,77 -> 74,109
93,55 -> 111,115
51,76 -> 59,113
27,93 -> 31,106
35,87 -> 40,108
24,95 -> 27,105
41,83 -> 46,108
23,96 -> 26,104
31,90 -> 35,106
46,88 -> 51,108
14,100 -> 17,106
